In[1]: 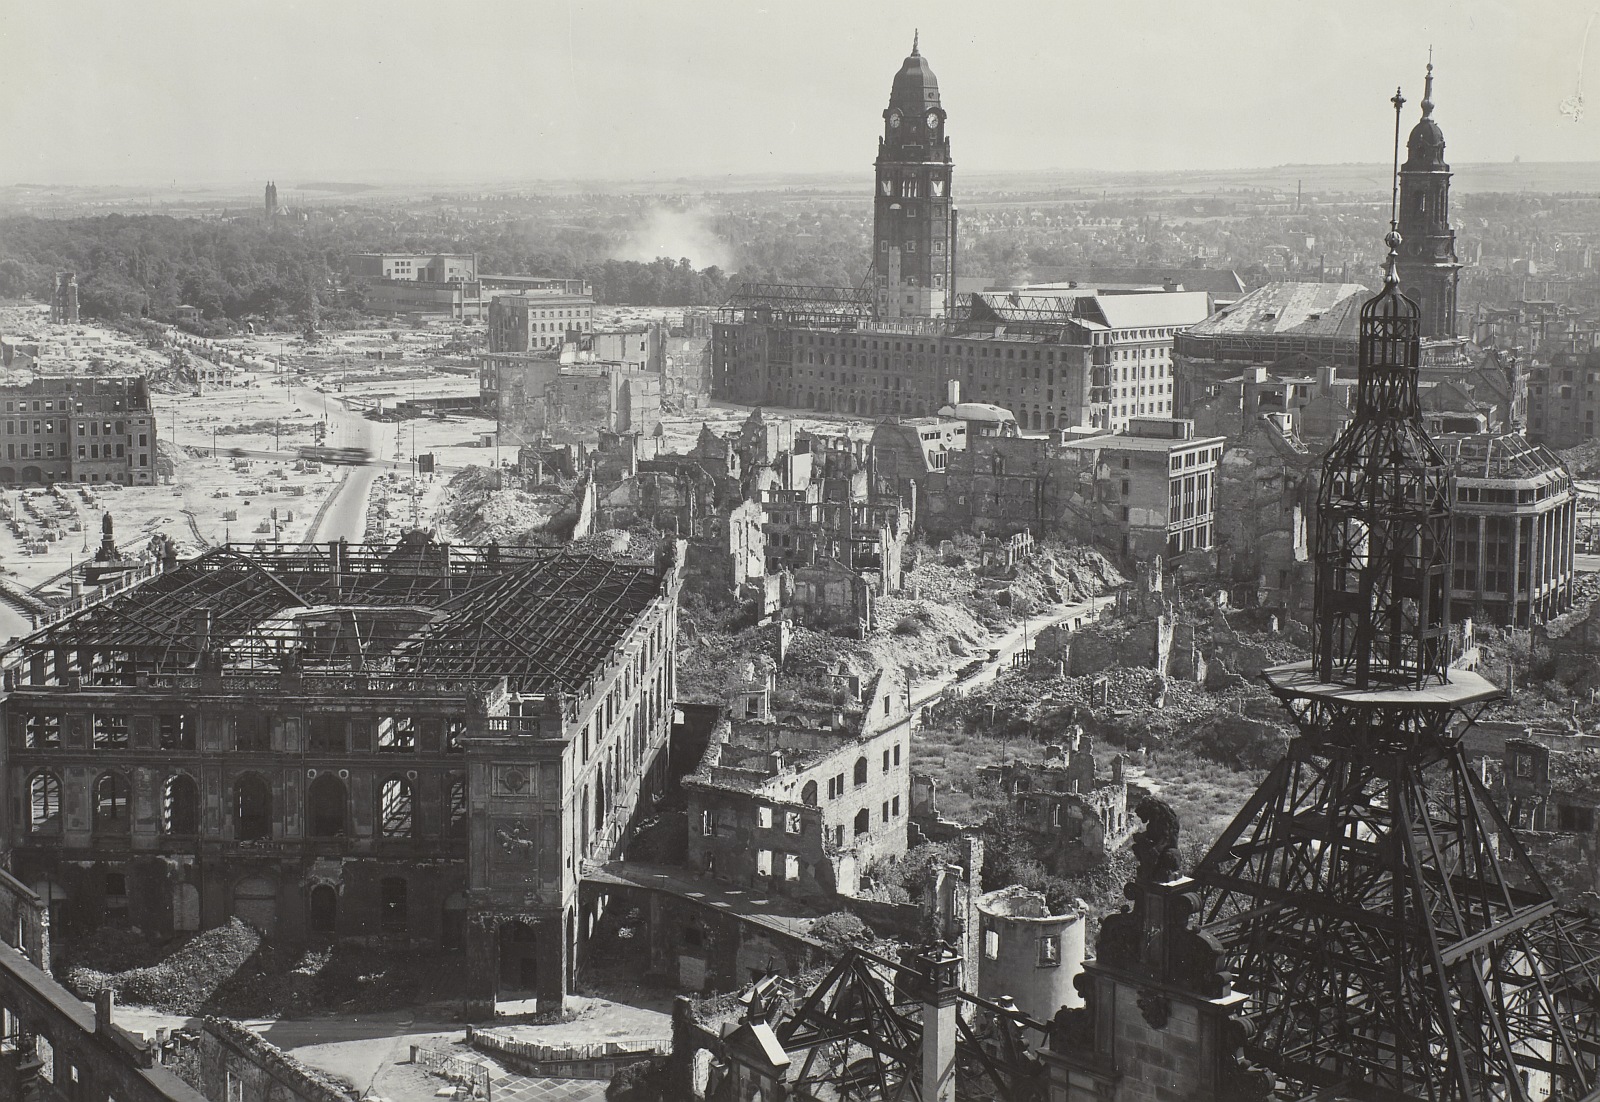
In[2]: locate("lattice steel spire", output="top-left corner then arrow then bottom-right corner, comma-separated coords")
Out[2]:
1192,83 -> 1600,1102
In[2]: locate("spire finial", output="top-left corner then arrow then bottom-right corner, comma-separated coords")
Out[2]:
911,29 -> 919,56
1422,49 -> 1435,117
1386,86 -> 1406,284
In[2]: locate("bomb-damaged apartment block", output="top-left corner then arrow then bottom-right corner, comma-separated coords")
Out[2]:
2,534 -> 683,1017
683,663 -> 911,898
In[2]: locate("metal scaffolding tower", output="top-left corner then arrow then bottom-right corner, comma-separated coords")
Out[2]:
1193,91 -> 1600,1102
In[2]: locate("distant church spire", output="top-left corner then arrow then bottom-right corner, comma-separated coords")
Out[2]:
911,29 -> 919,56
1421,48 -> 1435,117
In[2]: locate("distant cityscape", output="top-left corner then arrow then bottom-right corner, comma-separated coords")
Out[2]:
2,27 -> 1600,1102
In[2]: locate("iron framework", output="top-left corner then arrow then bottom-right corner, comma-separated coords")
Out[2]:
1194,256 -> 1600,1102
765,947 -> 1053,1102
5,538 -> 669,695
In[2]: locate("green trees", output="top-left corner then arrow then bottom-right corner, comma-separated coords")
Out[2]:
0,212 -> 737,322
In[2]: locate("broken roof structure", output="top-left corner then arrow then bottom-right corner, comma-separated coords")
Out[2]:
7,535 -> 674,695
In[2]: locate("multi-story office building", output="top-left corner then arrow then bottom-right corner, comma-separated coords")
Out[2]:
348,253 -> 484,319
1528,351 -> 1600,448
3,536 -> 684,1014
1056,418 -> 1225,560
711,42 -> 1209,434
1439,431 -> 1574,627
0,377 -> 157,487
716,289 -> 1208,435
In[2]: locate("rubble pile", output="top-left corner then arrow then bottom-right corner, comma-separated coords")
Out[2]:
437,467 -> 575,544
568,525 -> 662,561
65,918 -> 263,1014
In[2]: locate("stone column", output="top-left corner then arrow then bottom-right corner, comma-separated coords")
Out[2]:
916,941 -> 962,1102
463,912 -> 499,1021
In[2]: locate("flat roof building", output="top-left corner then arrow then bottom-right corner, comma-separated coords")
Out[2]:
1057,417 -> 1226,561
0,377 -> 157,487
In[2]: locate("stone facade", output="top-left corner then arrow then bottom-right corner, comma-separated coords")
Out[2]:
684,669 -> 912,898
977,738 -> 1131,875
0,376 -> 158,487
1,538 -> 685,1018
975,885 -> 1087,1023
196,1018 -> 349,1102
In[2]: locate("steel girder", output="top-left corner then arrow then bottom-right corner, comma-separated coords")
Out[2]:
1196,717 -> 1600,1102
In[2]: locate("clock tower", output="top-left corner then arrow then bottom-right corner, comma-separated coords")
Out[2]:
874,33 -> 954,319
1396,59 -> 1461,340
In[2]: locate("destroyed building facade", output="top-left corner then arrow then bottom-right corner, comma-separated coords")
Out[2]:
0,376 -> 158,487
683,665 -> 911,897
976,735 -> 1131,875
2,536 -> 684,1015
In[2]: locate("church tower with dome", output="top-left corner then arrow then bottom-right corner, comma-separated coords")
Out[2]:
1396,58 -> 1462,339
872,33 -> 955,319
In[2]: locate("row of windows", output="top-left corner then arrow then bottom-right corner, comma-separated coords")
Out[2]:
1166,523 -> 1213,556
3,398 -> 131,413
26,769 -> 465,840
17,711 -> 468,752
3,420 -> 132,436
5,442 -> 130,461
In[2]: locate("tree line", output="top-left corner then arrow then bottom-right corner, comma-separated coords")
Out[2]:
0,213 -> 737,326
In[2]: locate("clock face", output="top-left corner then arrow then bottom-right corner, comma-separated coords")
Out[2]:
889,111 -> 902,129
925,111 -> 939,129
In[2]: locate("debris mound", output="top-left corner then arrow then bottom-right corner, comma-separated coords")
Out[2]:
65,919 -> 263,1014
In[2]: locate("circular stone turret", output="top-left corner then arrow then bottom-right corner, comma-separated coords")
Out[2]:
975,885 -> 1086,1021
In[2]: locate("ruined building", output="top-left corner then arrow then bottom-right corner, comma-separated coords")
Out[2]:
975,734 -> 1131,875
50,272 -> 80,325
3,535 -> 684,1015
684,664 -> 911,898
1440,429 -> 1575,627
0,376 -> 158,487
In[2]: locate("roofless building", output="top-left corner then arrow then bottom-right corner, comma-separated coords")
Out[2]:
1,535 -> 683,1016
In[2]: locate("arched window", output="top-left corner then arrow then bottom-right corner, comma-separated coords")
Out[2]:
307,774 -> 346,838
378,777 -> 414,838
854,808 -> 870,837
163,774 -> 200,835
853,757 -> 868,787
29,771 -> 61,834
94,773 -> 131,834
447,775 -> 467,837
801,780 -> 818,807
235,774 -> 272,841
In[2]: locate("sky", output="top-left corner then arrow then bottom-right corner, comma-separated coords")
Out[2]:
2,0 -> 1598,187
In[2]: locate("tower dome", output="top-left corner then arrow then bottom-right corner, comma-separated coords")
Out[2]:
1404,61 -> 1447,167
889,32 -> 940,109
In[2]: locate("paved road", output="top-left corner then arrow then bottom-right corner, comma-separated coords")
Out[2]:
909,592 -> 1115,708
299,390 -> 382,543
1576,553 -> 1600,574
